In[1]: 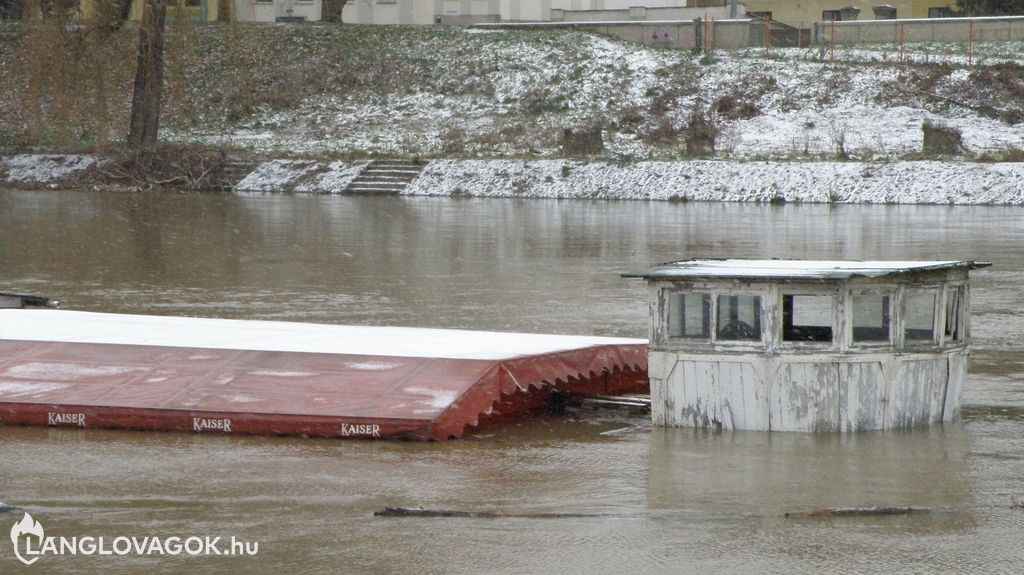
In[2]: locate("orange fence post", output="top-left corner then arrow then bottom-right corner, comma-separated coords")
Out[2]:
703,12 -> 708,52
830,19 -> 836,62
968,20 -> 974,66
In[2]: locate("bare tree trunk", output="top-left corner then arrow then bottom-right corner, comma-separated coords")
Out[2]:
127,0 -> 167,149
217,0 -> 231,21
322,0 -> 348,23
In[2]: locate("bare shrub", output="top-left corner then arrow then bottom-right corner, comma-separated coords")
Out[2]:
561,125 -> 604,156
643,116 -> 677,146
922,120 -> 963,156
684,107 -> 718,156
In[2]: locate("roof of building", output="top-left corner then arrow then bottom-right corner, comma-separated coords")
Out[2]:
623,259 -> 991,281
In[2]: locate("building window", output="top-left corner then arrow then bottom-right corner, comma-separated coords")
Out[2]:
782,294 -> 833,343
945,285 -> 965,342
852,294 -> 891,343
748,11 -> 773,20
668,293 -> 711,339
928,6 -> 955,18
904,290 -> 937,343
822,10 -> 842,21
716,294 -> 762,341
873,5 -> 897,19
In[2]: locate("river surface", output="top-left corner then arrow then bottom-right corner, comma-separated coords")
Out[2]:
0,189 -> 1023,574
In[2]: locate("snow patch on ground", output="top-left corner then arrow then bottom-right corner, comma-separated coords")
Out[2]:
235,160 -> 368,193
234,160 -> 323,192
294,161 -> 369,193
407,159 -> 1024,205
0,154 -> 95,183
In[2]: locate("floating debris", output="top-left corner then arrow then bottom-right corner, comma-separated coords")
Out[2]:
0,502 -> 21,514
374,507 -> 614,519
784,507 -> 929,518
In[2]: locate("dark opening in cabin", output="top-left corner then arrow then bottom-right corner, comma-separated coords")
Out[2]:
716,294 -> 761,341
945,286 -> 964,342
782,294 -> 833,342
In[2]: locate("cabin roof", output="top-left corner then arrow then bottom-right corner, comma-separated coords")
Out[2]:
623,259 -> 991,281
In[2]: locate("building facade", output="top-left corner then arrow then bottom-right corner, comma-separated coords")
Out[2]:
80,0 -> 322,23
741,0 -> 958,27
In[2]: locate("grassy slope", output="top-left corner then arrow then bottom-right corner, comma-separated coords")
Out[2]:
0,22 -> 1022,159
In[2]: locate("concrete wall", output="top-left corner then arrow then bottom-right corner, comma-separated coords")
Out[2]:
242,0 -> 321,22
551,5 -> 741,22
341,0 -> 702,25
476,18 -> 780,50
815,15 -> 1024,45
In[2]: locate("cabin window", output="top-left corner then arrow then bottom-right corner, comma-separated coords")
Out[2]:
668,293 -> 711,339
782,294 -> 833,343
945,285 -> 965,342
716,294 -> 762,341
852,294 -> 891,342
904,290 -> 937,343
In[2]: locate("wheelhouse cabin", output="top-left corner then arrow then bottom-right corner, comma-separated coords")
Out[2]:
624,259 -> 990,432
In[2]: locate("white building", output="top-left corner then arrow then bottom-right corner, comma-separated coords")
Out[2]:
342,0 -> 702,25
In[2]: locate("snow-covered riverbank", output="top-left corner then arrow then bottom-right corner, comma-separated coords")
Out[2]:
5,154 -> 1024,205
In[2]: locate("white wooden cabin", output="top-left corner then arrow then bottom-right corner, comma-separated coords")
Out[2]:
624,260 -> 991,432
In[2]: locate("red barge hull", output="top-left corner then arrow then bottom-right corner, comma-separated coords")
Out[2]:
0,311 -> 647,440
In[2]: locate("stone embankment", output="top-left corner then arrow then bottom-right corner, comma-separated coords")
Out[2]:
4,154 -> 1024,205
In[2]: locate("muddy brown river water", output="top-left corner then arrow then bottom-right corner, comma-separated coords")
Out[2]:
1,189 -> 1023,574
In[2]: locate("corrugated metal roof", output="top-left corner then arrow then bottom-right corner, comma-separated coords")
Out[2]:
623,259 -> 992,281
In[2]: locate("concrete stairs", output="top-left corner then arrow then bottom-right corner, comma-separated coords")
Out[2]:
209,158 -> 257,191
344,160 -> 424,195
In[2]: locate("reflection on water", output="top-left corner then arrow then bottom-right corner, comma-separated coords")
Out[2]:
1,189 -> 1023,573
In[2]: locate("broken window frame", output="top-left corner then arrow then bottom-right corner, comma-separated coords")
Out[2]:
943,284 -> 966,346
849,289 -> 894,347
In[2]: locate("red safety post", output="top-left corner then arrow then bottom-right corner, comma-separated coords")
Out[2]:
968,20 -> 974,66
764,16 -> 771,55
